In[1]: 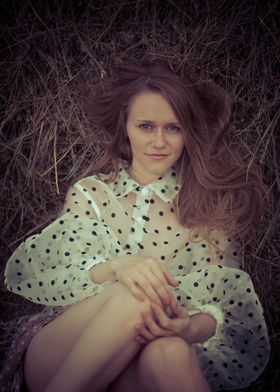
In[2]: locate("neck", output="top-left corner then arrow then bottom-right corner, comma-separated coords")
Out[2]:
126,166 -> 157,185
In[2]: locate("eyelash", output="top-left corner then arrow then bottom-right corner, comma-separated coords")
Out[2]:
139,124 -> 181,132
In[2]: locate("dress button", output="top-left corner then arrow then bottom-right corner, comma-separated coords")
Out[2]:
141,187 -> 149,194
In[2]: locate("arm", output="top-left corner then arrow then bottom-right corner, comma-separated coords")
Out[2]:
135,299 -> 218,345
4,182 -> 122,307
182,313 -> 217,344
91,261 -> 217,345
89,260 -> 117,283
90,255 -> 179,307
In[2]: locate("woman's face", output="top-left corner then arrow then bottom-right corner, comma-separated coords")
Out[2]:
126,90 -> 184,185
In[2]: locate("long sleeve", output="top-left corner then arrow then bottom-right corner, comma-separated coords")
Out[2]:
166,229 -> 269,390
172,264 -> 270,390
4,183 -> 122,307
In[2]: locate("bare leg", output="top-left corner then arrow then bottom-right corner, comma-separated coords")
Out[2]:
24,282 -> 151,392
110,337 -> 211,392
45,301 -> 141,392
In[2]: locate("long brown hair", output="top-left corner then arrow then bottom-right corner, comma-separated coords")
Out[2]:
83,60 -> 269,250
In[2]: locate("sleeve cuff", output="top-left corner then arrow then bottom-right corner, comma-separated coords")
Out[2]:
188,304 -> 224,349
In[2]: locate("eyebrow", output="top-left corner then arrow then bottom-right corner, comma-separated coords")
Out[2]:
135,119 -> 180,125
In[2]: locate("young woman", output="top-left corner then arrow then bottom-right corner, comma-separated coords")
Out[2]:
1,60 -> 270,392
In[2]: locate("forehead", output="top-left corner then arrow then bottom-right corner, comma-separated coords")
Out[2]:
128,90 -> 178,121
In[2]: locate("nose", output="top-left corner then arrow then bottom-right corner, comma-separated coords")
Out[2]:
152,128 -> 166,149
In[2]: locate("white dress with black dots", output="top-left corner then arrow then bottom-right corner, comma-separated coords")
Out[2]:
4,161 -> 270,391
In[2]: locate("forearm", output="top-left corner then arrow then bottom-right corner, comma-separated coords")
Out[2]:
90,261 -> 117,283
182,313 -> 217,344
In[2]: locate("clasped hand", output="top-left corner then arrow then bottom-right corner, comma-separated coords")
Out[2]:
136,300 -> 191,344
111,255 -> 192,343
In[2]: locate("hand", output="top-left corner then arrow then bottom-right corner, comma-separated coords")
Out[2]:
135,300 -> 192,344
111,255 -> 179,307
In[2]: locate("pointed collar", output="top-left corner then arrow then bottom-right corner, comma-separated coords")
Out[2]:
108,161 -> 180,204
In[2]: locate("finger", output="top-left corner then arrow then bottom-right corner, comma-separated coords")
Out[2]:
141,309 -> 173,338
142,311 -> 165,336
152,303 -> 190,337
135,335 -> 148,345
135,323 -> 156,341
144,258 -> 177,289
131,271 -> 163,305
176,304 -> 189,319
150,264 -> 176,294
122,275 -> 147,302
169,298 -> 179,316
151,303 -> 173,330
160,266 -> 179,287
140,265 -> 172,306
170,296 -> 178,309
170,301 -> 189,319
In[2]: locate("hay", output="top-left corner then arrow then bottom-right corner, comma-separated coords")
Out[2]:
0,0 -> 279,390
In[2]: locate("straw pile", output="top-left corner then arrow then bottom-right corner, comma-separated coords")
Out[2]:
0,1 -> 279,390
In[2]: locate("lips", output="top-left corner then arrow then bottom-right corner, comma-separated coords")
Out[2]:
149,154 -> 167,156
147,154 -> 169,160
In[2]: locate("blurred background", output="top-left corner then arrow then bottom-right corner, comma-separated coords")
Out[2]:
0,0 -> 279,391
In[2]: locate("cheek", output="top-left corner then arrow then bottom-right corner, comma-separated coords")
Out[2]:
127,133 -> 143,152
173,137 -> 184,156
127,129 -> 148,150
128,133 -> 137,145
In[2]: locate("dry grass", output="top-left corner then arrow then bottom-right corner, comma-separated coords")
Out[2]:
0,0 -> 279,390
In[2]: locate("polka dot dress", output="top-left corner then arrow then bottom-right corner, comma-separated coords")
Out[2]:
4,161 -> 270,391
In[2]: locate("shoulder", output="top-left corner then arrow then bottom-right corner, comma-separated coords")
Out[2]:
64,174 -> 116,209
63,175 -> 114,219
67,161 -> 124,200
69,175 -> 113,197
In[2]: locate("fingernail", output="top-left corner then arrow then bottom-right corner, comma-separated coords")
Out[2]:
136,336 -> 145,344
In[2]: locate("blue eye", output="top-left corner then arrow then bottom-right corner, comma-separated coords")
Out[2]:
166,125 -> 181,132
139,123 -> 152,130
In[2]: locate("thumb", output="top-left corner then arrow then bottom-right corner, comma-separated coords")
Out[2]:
169,298 -> 189,319
174,304 -> 189,319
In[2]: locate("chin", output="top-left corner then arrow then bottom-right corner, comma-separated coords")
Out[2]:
148,164 -> 170,176
150,158 -> 174,168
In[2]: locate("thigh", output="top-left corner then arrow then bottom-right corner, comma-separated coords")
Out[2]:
109,353 -> 146,392
24,282 -> 128,392
110,337 -> 199,392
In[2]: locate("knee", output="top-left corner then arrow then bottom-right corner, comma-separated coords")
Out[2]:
104,282 -> 151,322
139,337 -> 198,374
